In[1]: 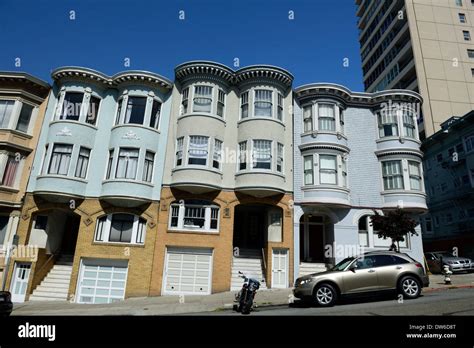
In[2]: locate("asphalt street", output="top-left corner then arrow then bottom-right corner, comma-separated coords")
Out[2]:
198,288 -> 474,316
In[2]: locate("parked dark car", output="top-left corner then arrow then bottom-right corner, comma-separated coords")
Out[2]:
0,291 -> 13,317
425,251 -> 473,274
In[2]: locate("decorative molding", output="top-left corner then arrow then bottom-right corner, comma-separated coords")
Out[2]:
83,217 -> 93,226
56,127 -> 72,136
122,130 -> 140,140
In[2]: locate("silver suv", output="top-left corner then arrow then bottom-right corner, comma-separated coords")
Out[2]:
293,251 -> 429,307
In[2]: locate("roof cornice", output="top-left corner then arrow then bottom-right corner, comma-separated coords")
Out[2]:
51,67 -> 173,90
0,71 -> 50,99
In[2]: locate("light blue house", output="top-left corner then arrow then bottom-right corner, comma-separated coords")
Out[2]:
292,83 -> 427,277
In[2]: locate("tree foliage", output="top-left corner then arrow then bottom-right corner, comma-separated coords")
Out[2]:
370,209 -> 418,252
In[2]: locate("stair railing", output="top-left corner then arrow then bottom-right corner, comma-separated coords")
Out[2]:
261,248 -> 267,276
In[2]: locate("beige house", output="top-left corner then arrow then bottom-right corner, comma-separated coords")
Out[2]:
356,0 -> 474,139
0,72 -> 50,286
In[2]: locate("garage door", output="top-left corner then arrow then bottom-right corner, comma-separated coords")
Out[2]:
76,259 -> 128,304
163,247 -> 213,295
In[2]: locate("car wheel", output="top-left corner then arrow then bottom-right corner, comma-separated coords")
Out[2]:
313,283 -> 337,307
398,276 -> 421,299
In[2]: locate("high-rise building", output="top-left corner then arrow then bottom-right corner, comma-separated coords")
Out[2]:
356,0 -> 474,139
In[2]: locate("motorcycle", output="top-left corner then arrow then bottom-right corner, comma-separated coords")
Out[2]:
233,271 -> 261,315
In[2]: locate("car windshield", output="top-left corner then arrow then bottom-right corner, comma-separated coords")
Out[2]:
331,257 -> 355,271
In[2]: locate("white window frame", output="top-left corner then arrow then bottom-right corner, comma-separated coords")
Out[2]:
238,141 -> 247,171
216,89 -> 225,118
168,201 -> 220,233
142,150 -> 155,182
48,143 -> 73,176
303,155 -> 314,185
212,139 -> 223,170
358,215 -> 409,249
115,147 -> 140,180
75,146 -> 91,179
192,85 -> 213,114
175,137 -> 184,166
277,143 -> 284,173
181,87 -> 189,115
188,135 -> 209,166
94,214 -> 146,245
252,139 -> 272,170
317,103 -> 336,132
319,154 -> 338,185
253,89 -> 273,118
240,91 -> 249,119
303,104 -> 313,133
0,98 -> 38,134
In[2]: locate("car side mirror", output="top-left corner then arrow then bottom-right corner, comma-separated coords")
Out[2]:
349,264 -> 358,272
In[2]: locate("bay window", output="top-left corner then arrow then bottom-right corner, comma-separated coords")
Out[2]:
342,159 -> 347,187
124,97 -> 147,125
106,149 -> 114,179
318,104 -> 335,131
303,105 -> 313,132
142,151 -> 155,182
188,136 -> 209,165
48,144 -> 73,175
408,161 -> 422,190
382,160 -> 404,190
181,88 -> 189,115
254,90 -> 273,117
75,147 -> 90,179
86,96 -> 100,126
1,155 -> 19,187
277,93 -> 283,121
304,155 -> 314,185
239,141 -> 247,170
95,214 -> 146,244
0,100 -> 15,128
169,200 -> 220,232
60,92 -> 84,121
176,137 -> 184,166
213,139 -> 222,169
16,103 -> 34,132
319,155 -> 337,184
149,100 -> 161,129
115,148 -> 139,179
217,90 -> 225,117
241,92 -> 249,119
277,143 -> 284,173
378,111 -> 398,137
253,140 -> 272,169
193,86 -> 212,113
403,111 -> 416,138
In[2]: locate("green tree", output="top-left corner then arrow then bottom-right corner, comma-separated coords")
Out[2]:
370,209 -> 418,252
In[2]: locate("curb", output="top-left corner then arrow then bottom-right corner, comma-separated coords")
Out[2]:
424,284 -> 474,293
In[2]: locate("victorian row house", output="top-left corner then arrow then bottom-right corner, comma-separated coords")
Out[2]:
2,61 -> 428,304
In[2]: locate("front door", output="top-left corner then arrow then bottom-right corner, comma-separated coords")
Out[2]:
10,262 -> 31,303
272,249 -> 288,288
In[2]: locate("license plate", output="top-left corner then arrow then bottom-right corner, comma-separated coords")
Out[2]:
464,264 -> 470,268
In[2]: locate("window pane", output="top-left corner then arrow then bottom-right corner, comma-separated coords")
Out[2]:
176,137 -> 184,166
193,86 -> 212,113
109,214 -> 134,243
304,156 -> 313,185
253,140 -> 271,169
188,136 -> 208,165
213,140 -> 222,169
1,155 -> 19,187
382,161 -> 404,190
150,100 -> 161,129
75,147 -> 90,179
0,100 -> 15,128
241,92 -> 249,119
86,96 -> 100,125
239,142 -> 247,170
124,97 -> 147,125
254,90 -> 272,117
143,151 -> 154,182
116,148 -> 139,179
319,155 -> 337,184
16,103 -> 34,132
61,92 -> 83,121
48,144 -> 73,175
106,149 -> 114,179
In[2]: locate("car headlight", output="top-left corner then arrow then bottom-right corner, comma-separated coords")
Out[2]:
447,261 -> 454,264
300,279 -> 312,285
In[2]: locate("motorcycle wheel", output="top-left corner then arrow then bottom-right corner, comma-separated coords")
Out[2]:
241,300 -> 253,315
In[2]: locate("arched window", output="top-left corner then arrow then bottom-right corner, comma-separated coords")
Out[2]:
95,213 -> 146,245
358,216 -> 369,247
358,215 -> 408,249
169,200 -> 220,232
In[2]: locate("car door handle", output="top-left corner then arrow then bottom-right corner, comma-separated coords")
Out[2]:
396,266 -> 402,270
368,269 -> 375,273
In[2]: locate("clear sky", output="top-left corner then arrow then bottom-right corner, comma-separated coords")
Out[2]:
0,0 -> 364,90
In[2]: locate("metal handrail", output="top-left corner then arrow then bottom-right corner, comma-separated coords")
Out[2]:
35,253 -> 57,276
261,248 -> 266,274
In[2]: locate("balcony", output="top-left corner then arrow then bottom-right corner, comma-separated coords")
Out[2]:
100,179 -> 155,207
34,175 -> 87,203
170,166 -> 223,194
381,190 -> 427,212
300,185 -> 350,207
235,171 -> 286,197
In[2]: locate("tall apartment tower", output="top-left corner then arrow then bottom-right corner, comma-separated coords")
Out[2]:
356,0 -> 474,139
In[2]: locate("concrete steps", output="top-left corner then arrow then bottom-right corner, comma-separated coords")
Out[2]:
299,262 -> 328,277
29,256 -> 73,302
231,253 -> 267,291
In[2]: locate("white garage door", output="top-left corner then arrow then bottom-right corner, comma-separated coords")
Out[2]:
163,247 -> 213,295
77,259 -> 128,304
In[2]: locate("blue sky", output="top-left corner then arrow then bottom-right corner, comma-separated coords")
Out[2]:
0,0 -> 364,90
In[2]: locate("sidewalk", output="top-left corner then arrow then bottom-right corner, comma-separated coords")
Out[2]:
11,273 -> 474,316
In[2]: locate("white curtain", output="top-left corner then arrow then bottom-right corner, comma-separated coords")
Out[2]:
383,161 -> 403,189
49,144 -> 72,175
253,140 -> 271,168
188,136 -> 208,161
303,106 -> 312,132
318,104 -> 335,131
409,161 -> 421,190
116,148 -> 139,179
193,86 -> 212,113
254,90 -> 272,117
75,147 -> 90,179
